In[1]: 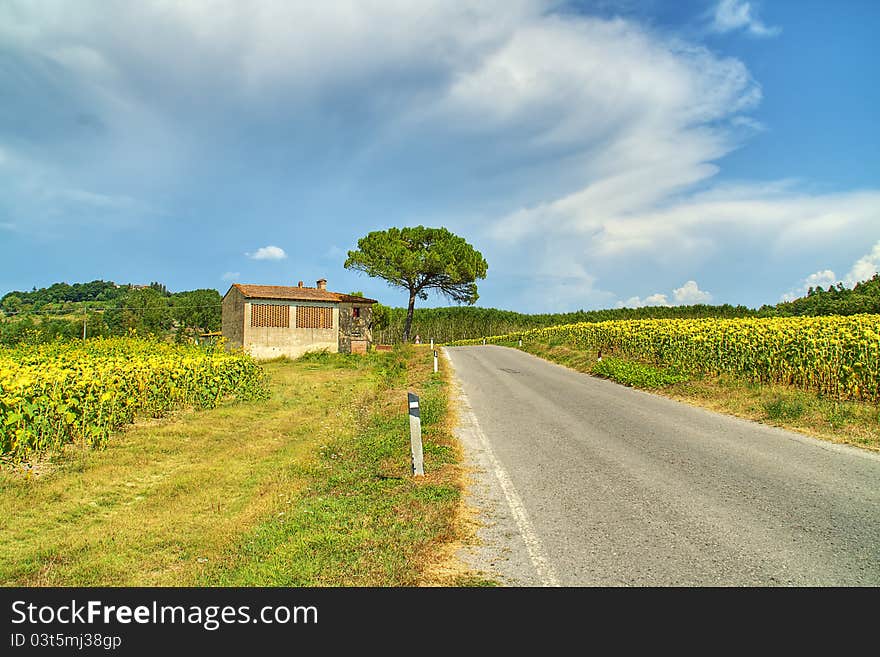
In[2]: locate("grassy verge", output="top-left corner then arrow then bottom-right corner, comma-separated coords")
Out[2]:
0,346 -> 470,586
511,341 -> 880,452
592,357 -> 689,388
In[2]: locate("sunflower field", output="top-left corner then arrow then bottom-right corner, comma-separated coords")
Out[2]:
0,337 -> 268,460
451,315 -> 880,402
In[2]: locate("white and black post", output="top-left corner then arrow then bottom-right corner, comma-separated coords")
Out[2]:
408,392 -> 425,476
433,349 -> 438,373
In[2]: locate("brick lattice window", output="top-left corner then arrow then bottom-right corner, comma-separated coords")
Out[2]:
250,303 -> 290,328
296,305 -> 333,329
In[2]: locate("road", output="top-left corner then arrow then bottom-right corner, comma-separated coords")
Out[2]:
444,345 -> 880,586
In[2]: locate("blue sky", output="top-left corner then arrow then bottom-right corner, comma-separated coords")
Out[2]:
1,0 -> 878,312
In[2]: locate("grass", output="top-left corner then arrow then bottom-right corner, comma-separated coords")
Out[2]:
763,397 -> 806,422
592,357 -> 689,388
0,346 -> 471,586
513,341 -> 880,452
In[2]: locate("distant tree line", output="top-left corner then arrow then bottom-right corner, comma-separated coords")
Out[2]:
761,274 -> 880,317
373,303 -> 760,344
1,280 -> 221,345
0,280 -> 171,311
374,274 -> 880,343
4,274 -> 878,346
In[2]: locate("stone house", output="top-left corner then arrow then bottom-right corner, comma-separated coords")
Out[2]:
221,279 -> 377,359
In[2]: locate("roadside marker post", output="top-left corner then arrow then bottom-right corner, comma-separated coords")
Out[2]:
433,350 -> 438,373
430,338 -> 434,350
482,338 -> 486,345
518,338 -> 522,347
408,392 -> 425,476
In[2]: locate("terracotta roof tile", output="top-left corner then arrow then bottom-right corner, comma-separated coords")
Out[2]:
228,284 -> 377,304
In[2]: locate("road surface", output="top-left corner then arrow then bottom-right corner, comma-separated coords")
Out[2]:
445,345 -> 880,586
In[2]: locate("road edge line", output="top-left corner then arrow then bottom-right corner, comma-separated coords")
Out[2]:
443,348 -> 561,587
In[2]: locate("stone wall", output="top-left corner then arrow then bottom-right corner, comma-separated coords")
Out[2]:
221,287 -> 245,348
338,303 -> 373,354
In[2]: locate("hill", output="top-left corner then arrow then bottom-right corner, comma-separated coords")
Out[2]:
1,280 -> 220,344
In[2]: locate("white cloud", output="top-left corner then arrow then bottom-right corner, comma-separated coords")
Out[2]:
781,241 -> 880,300
781,269 -> 838,301
619,293 -> 671,309
447,9 -> 875,310
221,271 -> 240,281
711,0 -> 780,37
844,240 -> 880,286
807,269 -> 839,288
618,280 -> 712,308
0,1 -> 540,231
0,1 -> 537,105
247,245 -> 287,261
673,280 -> 713,304
492,178 -> 880,304
1,1 -> 875,311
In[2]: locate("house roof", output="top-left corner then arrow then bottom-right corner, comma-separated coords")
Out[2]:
227,284 -> 377,304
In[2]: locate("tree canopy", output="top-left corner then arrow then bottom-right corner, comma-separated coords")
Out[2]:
345,226 -> 488,341
0,280 -> 223,345
763,273 -> 880,316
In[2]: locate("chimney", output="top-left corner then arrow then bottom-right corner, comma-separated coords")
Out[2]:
297,281 -> 303,288
316,278 -> 327,291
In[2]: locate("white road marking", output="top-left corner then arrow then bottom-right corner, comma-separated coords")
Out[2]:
457,386 -> 562,587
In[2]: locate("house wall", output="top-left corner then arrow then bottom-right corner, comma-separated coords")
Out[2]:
221,287 -> 245,348
242,300 -> 339,360
338,303 -> 373,354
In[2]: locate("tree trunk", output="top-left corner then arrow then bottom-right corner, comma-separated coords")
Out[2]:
403,291 -> 416,342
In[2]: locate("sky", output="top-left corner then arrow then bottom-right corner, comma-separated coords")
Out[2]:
1,0 -> 878,312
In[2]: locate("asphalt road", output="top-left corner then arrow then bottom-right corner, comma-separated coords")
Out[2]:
445,345 -> 880,586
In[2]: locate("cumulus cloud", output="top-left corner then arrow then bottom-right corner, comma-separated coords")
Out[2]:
620,293 -> 670,309
673,280 -> 713,304
781,269 -> 838,301
781,241 -> 880,300
618,280 -> 712,308
221,271 -> 240,281
844,241 -> 880,286
711,0 -> 780,37
247,246 -> 287,261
